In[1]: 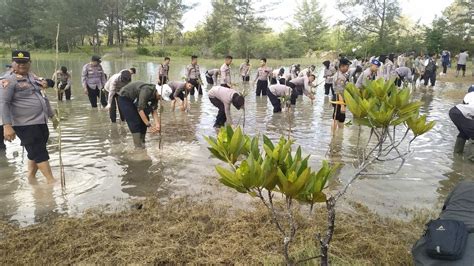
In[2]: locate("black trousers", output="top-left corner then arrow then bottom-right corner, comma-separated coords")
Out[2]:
205,74 -> 214,85
189,78 -> 203,95
13,124 -> 50,163
267,89 -> 282,113
242,75 -> 250,82
118,96 -> 148,134
270,77 -> 278,85
158,75 -> 168,85
324,83 -> 334,95
256,80 -> 268,96
209,97 -> 226,127
287,82 -> 299,105
450,107 -> 474,140
0,125 -> 5,149
110,94 -> 125,123
57,84 -> 72,101
442,62 -> 448,74
87,86 -> 107,108
424,71 -> 436,86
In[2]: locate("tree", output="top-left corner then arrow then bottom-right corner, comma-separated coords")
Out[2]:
337,0 -> 401,53
151,0 -> 193,46
123,0 -> 154,46
294,0 -> 328,50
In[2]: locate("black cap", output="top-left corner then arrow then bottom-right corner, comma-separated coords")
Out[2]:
339,58 -> 352,66
12,50 -> 31,63
91,55 -> 101,63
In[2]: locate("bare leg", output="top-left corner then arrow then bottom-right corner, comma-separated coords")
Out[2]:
27,160 -> 39,180
37,161 -> 55,183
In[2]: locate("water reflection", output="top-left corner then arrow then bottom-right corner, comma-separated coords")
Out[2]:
0,57 -> 472,225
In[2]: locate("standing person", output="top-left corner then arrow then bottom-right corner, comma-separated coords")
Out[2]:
322,60 -> 336,96
332,58 -> 352,133
186,55 -> 203,96
456,50 -> 469,77
394,66 -> 413,87
105,69 -> 133,123
1,51 -> 56,183
205,68 -> 219,86
157,57 -> 170,85
253,58 -> 272,96
424,53 -> 438,87
397,53 -> 406,68
167,80 -> 194,112
383,53 -> 396,81
355,59 -> 381,89
52,66 -> 72,101
414,54 -> 425,85
441,50 -> 451,75
82,55 -> 107,108
220,55 -> 233,88
239,59 -> 251,83
0,64 -> 14,150
449,86 -> 474,154
117,81 -> 162,148
287,74 -> 316,105
208,86 -> 245,128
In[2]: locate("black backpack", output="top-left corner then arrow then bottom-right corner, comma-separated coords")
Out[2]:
425,219 -> 468,260
425,59 -> 436,73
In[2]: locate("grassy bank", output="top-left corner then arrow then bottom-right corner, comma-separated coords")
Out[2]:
0,196 -> 430,265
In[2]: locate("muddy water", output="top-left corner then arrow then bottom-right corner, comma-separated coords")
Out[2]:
0,57 -> 473,226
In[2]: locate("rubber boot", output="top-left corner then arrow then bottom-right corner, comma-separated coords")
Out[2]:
454,137 -> 466,154
132,133 -> 144,149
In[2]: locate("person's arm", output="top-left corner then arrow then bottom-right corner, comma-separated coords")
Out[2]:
81,65 -> 88,94
213,72 -> 218,85
66,73 -> 72,89
2,78 -> 17,141
302,76 -> 315,99
224,99 -> 232,126
254,68 -> 260,82
106,78 -> 117,107
355,73 -> 364,89
152,109 -> 160,132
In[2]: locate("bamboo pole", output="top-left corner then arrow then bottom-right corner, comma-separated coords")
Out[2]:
55,23 -> 66,188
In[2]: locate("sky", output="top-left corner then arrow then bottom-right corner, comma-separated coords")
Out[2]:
182,0 -> 454,33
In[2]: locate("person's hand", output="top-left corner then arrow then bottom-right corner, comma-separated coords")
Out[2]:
4,125 -> 16,142
310,95 -> 315,101
104,104 -> 111,110
51,116 -> 60,129
148,125 -> 160,133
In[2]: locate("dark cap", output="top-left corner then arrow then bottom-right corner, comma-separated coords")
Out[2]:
91,55 -> 101,63
339,58 -> 352,66
468,85 -> 474,93
12,50 -> 31,63
5,64 -> 12,68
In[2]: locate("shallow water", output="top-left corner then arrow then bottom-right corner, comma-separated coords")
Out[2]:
0,57 -> 473,226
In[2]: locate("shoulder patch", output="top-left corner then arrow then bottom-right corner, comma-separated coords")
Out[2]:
1,79 -> 9,88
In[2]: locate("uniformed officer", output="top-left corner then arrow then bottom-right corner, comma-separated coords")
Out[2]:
355,59 -> 381,89
208,86 -> 245,128
186,55 -> 203,96
52,66 -> 72,101
332,58 -> 352,133
1,50 -> 56,183
287,75 -> 316,105
322,60 -> 336,96
81,55 -> 107,108
157,57 -> 170,85
117,81 -> 164,148
205,68 -> 219,85
104,69 -> 133,123
167,80 -> 193,111
220,55 -> 233,88
394,66 -> 413,87
253,58 -> 272,96
239,59 -> 251,83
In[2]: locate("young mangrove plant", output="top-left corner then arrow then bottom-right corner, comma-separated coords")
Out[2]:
205,78 -> 435,265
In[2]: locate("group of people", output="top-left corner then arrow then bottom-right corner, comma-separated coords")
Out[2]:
1,48 -> 473,184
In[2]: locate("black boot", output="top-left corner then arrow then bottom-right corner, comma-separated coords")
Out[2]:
454,137 -> 466,154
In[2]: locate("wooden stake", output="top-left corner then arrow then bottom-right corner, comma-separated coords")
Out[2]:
55,23 -> 66,188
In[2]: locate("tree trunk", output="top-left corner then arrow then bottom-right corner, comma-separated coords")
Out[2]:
320,197 -> 336,266
378,0 -> 387,43
107,11 -> 114,46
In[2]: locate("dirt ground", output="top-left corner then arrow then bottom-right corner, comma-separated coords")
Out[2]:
0,196 -> 432,265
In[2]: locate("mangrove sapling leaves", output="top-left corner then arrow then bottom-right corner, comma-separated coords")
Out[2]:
407,115 -> 436,137
398,101 -> 423,116
262,134 -> 275,150
216,165 -> 247,193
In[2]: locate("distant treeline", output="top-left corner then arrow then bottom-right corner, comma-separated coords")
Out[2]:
0,0 -> 472,58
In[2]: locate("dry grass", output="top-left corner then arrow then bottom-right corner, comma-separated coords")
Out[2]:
0,197 -> 430,265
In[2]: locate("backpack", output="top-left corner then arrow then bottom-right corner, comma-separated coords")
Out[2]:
425,59 -> 436,73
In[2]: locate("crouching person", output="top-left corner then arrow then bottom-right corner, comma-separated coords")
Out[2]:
449,86 -> 474,154
208,86 -> 245,128
117,81 -> 162,149
268,84 -> 292,113
167,81 -> 193,112
287,74 -> 316,105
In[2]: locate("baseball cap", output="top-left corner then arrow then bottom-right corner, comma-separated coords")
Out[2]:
371,59 -> 381,67
91,55 -> 102,63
